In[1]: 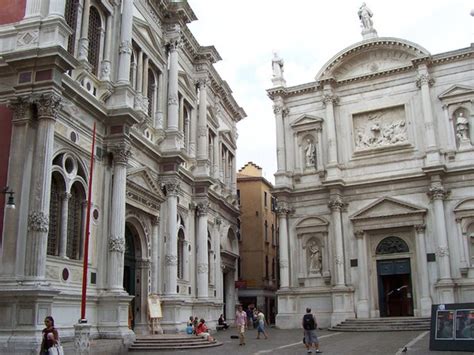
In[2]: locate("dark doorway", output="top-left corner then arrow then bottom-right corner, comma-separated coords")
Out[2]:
124,225 -> 136,329
377,258 -> 414,317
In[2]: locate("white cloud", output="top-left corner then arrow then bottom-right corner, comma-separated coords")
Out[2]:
188,0 -> 473,182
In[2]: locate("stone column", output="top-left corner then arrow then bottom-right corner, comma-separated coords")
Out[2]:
416,66 -> 440,164
25,94 -> 62,278
328,194 -> 346,287
151,215 -> 160,294
414,224 -> 432,316
164,179 -> 179,295
166,38 -> 180,131
142,57 -> 149,96
117,0 -> 134,84
276,204 -> 290,289
322,89 -> 339,173
189,107 -> 197,158
107,144 -> 131,291
196,201 -> 209,298
25,0 -> 42,18
155,72 -> 164,129
231,153 -> 237,194
196,78 -> 209,161
225,270 -> 236,322
315,127 -> 323,172
78,0 -> 91,61
354,230 -> 369,318
273,98 -> 287,172
213,135 -> 219,179
100,13 -> 113,81
59,192 -> 72,258
136,51 -> 143,94
48,0 -> 66,17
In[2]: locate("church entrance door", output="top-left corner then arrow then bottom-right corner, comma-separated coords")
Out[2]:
124,225 -> 137,329
377,258 -> 414,317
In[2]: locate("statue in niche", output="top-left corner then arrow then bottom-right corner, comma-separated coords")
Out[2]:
307,240 -> 322,274
304,138 -> 316,168
358,3 -> 374,30
272,52 -> 284,78
456,112 -> 470,141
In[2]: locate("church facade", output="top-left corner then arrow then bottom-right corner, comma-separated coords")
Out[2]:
269,10 -> 474,329
0,0 -> 244,353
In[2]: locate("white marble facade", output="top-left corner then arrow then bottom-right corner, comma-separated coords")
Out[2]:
0,0 -> 244,353
269,10 -> 474,329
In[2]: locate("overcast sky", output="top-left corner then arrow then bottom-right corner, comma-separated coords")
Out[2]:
187,0 -> 473,182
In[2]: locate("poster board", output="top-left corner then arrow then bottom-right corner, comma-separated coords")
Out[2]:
430,303 -> 474,352
147,294 -> 162,319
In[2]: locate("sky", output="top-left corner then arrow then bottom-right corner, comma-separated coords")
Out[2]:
187,0 -> 474,183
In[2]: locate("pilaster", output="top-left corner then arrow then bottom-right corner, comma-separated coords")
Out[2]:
196,201 -> 209,298
414,224 -> 432,316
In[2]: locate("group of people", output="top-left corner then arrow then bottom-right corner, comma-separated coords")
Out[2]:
235,305 -> 269,346
187,316 -> 215,342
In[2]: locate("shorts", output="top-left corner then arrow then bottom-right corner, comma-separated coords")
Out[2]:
238,325 -> 245,334
304,329 -> 319,345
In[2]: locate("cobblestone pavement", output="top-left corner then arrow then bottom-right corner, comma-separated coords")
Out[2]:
128,327 -> 474,355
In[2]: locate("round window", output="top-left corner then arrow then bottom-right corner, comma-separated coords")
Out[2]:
62,268 -> 69,281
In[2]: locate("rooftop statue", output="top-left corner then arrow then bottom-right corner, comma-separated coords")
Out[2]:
358,3 -> 378,39
271,52 -> 286,87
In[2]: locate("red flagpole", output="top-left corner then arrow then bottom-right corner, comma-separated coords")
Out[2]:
80,122 -> 96,322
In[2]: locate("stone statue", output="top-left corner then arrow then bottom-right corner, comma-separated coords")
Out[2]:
456,112 -> 470,141
358,3 -> 374,30
304,139 -> 316,168
308,240 -> 322,273
272,52 -> 284,78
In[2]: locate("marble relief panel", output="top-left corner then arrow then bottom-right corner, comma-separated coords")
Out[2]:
353,105 -> 408,151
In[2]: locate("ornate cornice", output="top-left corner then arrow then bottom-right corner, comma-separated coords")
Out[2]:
28,211 -> 49,232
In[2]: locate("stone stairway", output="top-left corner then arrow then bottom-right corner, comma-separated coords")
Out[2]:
128,334 -> 223,351
329,317 -> 431,332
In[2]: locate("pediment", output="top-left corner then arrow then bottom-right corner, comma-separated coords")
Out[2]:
438,85 -> 474,100
291,114 -> 324,128
127,167 -> 163,199
296,217 -> 329,228
178,70 -> 194,91
351,197 -> 426,220
316,38 -> 429,82
134,20 -> 162,54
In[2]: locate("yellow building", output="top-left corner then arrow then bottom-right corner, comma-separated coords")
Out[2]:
237,162 -> 278,323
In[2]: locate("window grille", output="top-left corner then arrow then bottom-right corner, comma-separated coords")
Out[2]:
177,230 -> 185,279
47,176 -> 61,256
147,68 -> 154,117
67,183 -> 83,259
87,6 -> 102,76
64,0 -> 79,55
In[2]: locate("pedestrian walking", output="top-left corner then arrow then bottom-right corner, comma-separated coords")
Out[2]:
302,308 -> 322,353
235,305 -> 247,346
40,316 -> 63,355
256,309 -> 268,339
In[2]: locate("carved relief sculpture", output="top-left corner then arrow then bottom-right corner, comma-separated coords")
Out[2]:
353,106 -> 408,150
456,112 -> 470,142
307,239 -> 322,274
304,138 -> 317,168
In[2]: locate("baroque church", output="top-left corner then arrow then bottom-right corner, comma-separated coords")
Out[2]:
0,0 -> 244,353
269,5 -> 474,329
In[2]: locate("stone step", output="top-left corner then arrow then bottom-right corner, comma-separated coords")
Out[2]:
328,317 -> 431,332
129,335 -> 222,351
129,341 -> 222,351
134,338 -> 208,343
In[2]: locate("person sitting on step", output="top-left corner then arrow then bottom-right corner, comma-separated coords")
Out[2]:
196,318 -> 214,342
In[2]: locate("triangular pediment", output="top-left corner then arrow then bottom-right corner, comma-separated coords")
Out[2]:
127,167 -> 163,199
351,197 -> 426,220
438,85 -> 474,100
316,38 -> 429,82
134,19 -> 162,55
291,114 -> 324,128
296,217 -> 329,227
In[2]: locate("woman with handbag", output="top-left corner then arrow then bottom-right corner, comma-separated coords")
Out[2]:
40,316 -> 63,355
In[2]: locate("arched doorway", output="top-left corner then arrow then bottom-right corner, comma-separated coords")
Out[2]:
124,225 -> 137,329
376,237 -> 414,317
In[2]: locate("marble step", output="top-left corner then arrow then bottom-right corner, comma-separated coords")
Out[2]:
329,317 -> 431,332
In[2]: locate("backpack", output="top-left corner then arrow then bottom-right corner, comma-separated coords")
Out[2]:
303,314 -> 316,330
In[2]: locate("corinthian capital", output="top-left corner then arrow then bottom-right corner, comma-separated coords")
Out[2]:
28,211 -> 49,232
427,186 -> 450,200
322,94 -> 339,107
8,98 -> 30,121
195,77 -> 209,89
415,74 -> 435,88
276,202 -> 291,217
328,196 -> 346,211
196,201 -> 209,217
35,93 -> 62,119
112,144 -> 131,164
163,179 -> 180,196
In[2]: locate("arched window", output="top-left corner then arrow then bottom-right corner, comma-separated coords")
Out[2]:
177,229 -> 185,279
47,174 -> 63,256
376,236 -> 409,255
87,6 -> 102,75
66,182 -> 85,259
147,68 -> 155,117
64,0 -> 79,54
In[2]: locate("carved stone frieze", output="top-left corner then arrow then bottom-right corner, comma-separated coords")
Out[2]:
197,263 -> 209,274
109,237 -> 125,253
17,30 -> 39,47
353,105 -> 408,150
165,254 -> 178,266
119,40 -> 132,55
436,246 -> 449,257
335,255 -> 344,265
168,93 -> 178,106
28,211 -> 49,232
35,94 -> 62,119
